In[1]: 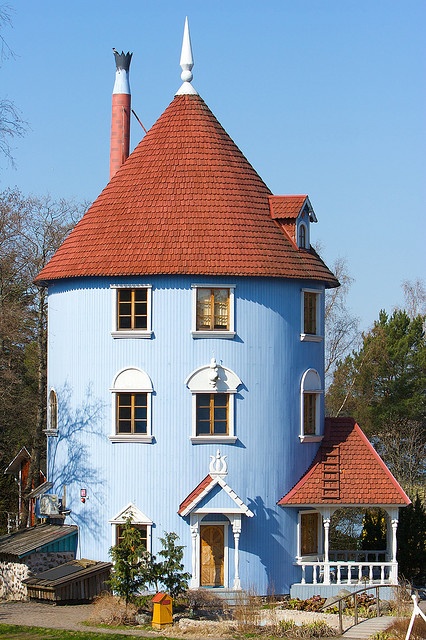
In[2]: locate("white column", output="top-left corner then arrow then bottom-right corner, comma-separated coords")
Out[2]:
232,515 -> 242,590
390,518 -> 398,584
323,515 -> 331,585
190,517 -> 199,588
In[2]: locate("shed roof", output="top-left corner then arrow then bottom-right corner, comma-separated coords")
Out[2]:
0,524 -> 78,558
278,417 -> 411,507
36,94 -> 338,288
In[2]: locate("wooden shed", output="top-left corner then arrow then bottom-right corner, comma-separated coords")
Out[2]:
23,558 -> 112,603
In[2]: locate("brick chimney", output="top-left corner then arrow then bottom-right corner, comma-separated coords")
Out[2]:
110,49 -> 132,180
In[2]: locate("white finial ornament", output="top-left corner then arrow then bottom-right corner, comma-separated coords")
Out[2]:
176,17 -> 198,96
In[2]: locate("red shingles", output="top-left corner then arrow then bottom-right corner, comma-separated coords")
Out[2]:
268,195 -> 308,219
178,475 -> 214,515
278,418 -> 411,506
36,94 -> 338,287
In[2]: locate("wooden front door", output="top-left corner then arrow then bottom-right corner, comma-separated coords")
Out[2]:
200,525 -> 224,587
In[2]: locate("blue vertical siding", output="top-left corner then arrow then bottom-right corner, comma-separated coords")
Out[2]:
47,274 -> 325,594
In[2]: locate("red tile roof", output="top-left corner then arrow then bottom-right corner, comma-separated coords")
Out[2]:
178,475 -> 214,515
268,195 -> 308,219
36,94 -> 338,287
278,417 -> 411,507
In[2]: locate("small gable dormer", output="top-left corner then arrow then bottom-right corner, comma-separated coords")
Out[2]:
269,195 -> 317,249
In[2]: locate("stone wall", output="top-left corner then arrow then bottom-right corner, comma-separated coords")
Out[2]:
0,552 -> 75,601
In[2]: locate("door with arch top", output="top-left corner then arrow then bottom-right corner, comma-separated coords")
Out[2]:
200,525 -> 224,587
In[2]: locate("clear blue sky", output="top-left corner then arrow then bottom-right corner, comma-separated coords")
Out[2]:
1,1 -> 425,331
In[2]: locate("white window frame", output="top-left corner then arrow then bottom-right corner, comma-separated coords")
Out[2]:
109,367 -> 154,443
300,288 -> 323,342
300,368 -> 323,443
191,284 -> 236,338
109,503 -> 153,552
44,388 -> 59,437
296,509 -> 322,561
110,284 -> 153,339
185,362 -> 241,443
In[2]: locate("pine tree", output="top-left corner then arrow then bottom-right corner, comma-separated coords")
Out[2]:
397,495 -> 426,584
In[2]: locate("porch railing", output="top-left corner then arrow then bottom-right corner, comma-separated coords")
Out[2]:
298,559 -> 398,586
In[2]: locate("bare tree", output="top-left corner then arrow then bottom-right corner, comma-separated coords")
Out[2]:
324,256 -> 360,388
401,278 -> 426,319
0,5 -> 27,166
0,189 -> 84,527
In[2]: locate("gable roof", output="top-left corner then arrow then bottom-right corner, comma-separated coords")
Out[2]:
278,417 -> 411,507
36,94 -> 338,288
268,195 -> 316,222
178,474 -> 254,517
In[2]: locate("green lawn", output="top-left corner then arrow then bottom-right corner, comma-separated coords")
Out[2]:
0,624 -> 174,640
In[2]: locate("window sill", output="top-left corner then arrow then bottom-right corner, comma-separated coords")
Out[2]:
299,435 -> 324,443
111,331 -> 153,339
300,333 -> 323,342
190,436 -> 238,444
191,331 -> 236,339
109,435 -> 154,443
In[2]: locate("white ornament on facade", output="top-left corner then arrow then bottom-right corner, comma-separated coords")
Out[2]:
208,357 -> 219,387
209,450 -> 228,477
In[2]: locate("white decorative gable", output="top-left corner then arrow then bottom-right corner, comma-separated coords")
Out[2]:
110,502 -> 152,525
185,359 -> 241,393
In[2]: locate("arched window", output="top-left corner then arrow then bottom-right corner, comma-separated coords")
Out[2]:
298,223 -> 307,249
46,389 -> 58,435
110,368 -> 153,442
300,369 -> 323,441
185,359 -> 242,443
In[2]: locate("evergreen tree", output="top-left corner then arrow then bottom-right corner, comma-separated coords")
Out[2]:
361,509 -> 387,550
326,309 -> 426,496
397,495 -> 426,585
108,517 -> 147,606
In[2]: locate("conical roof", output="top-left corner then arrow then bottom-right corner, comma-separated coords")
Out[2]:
36,93 -> 338,286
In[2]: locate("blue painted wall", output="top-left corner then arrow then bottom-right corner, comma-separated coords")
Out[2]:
46,274 -> 325,594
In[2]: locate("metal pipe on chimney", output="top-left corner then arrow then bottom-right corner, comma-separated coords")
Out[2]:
110,49 -> 132,180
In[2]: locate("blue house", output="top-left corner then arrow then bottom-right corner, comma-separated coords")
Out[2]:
35,21 -> 409,597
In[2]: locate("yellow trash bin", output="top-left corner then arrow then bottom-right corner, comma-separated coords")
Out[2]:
152,592 -> 173,628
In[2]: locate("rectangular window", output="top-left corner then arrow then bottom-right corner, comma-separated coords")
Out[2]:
116,523 -> 147,549
111,285 -> 152,338
196,393 -> 228,435
116,393 -> 148,434
304,292 -> 317,335
196,288 -> 229,330
117,288 -> 148,330
192,284 -> 236,338
303,393 -> 317,435
300,512 -> 320,556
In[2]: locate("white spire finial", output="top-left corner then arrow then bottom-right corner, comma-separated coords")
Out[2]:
176,17 -> 198,96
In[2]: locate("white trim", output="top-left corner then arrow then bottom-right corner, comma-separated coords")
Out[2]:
190,392 -> 236,441
300,288 -> 323,341
191,284 -> 236,338
110,284 -> 153,338
110,367 -> 153,441
179,475 -> 254,518
296,509 -> 322,562
300,369 -> 323,439
109,502 -> 153,552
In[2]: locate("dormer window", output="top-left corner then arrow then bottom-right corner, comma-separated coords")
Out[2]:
298,223 -> 307,249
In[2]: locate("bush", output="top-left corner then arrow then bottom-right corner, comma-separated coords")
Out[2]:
90,592 -> 138,626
